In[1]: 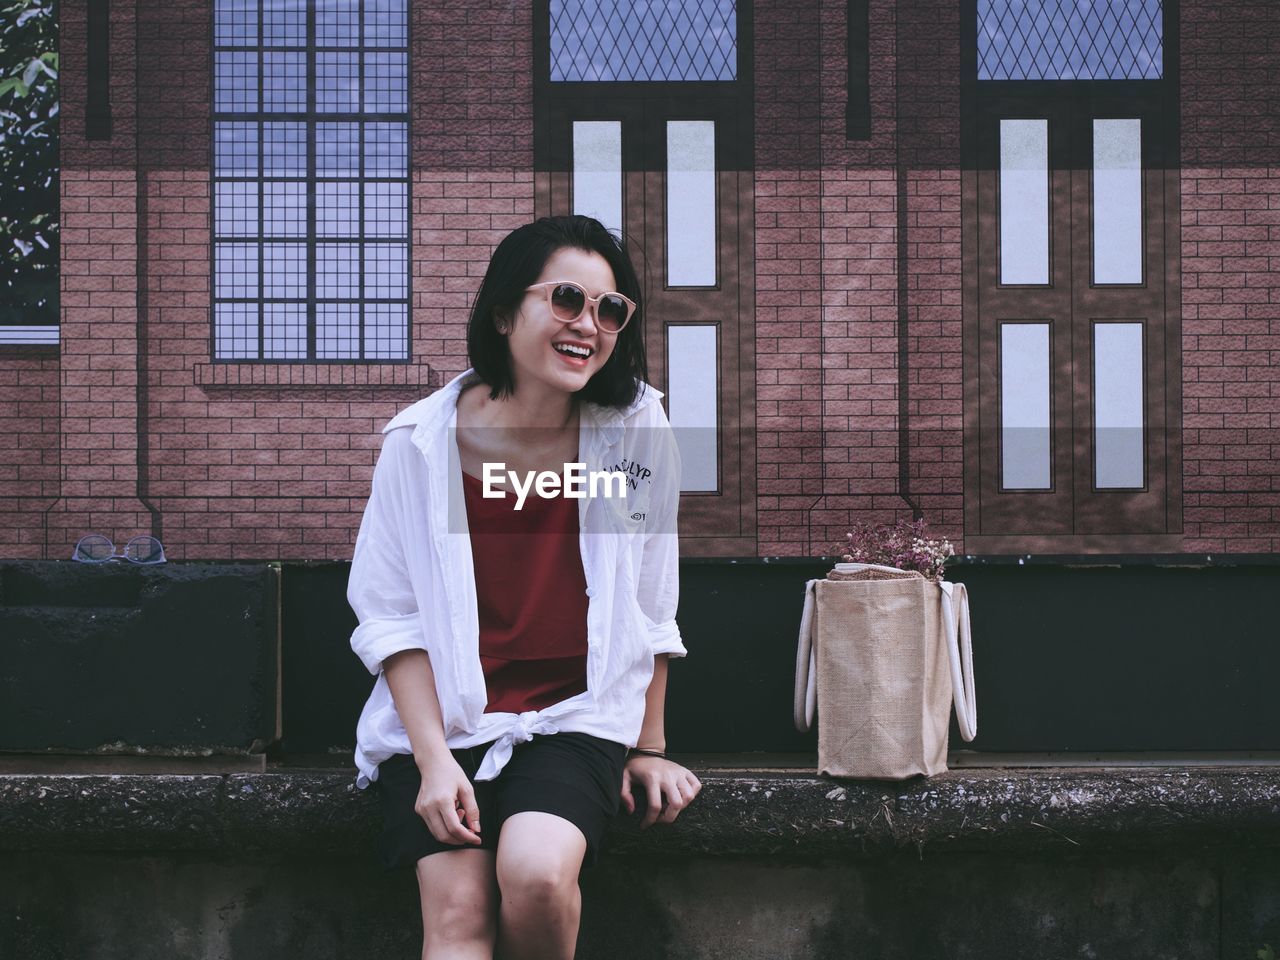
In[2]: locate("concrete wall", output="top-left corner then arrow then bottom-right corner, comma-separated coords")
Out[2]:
3,849 -> 1277,959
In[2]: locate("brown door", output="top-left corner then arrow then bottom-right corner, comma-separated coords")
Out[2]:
539,94 -> 756,555
963,90 -> 1181,551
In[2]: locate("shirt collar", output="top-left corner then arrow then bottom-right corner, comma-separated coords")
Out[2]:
381,368 -> 664,450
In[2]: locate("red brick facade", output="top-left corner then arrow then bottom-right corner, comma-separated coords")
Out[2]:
2,0 -> 1277,559
1178,0 -> 1280,551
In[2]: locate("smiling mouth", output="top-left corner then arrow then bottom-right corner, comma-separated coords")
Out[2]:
553,343 -> 593,359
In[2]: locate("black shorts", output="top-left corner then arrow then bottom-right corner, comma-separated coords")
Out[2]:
372,732 -> 628,872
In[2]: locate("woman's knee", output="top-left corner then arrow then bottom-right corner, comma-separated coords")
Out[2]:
416,849 -> 499,946
495,812 -> 586,912
497,855 -> 579,909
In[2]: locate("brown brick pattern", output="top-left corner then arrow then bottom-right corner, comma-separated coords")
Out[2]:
754,0 -> 964,556
2,0 -> 1279,559
0,353 -> 60,557
1178,0 -> 1280,552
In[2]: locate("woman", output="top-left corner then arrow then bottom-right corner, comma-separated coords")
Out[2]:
348,215 -> 701,959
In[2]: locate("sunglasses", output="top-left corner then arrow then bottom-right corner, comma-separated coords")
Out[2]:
524,281 -> 636,334
72,534 -> 167,564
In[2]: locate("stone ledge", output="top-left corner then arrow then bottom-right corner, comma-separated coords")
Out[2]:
3,765 -> 1278,859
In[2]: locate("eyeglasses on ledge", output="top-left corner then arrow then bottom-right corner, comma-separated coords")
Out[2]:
72,534 -> 167,564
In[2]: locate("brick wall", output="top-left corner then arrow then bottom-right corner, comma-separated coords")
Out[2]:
754,0 -> 964,556
43,0 -> 534,560
0,353 -> 59,557
1179,0 -> 1280,552
753,0 -> 824,555
47,0 -> 155,554
4,0 -> 1280,560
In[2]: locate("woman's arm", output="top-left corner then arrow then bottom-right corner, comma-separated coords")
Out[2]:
621,404 -> 700,826
383,648 -> 484,846
634,653 -> 669,751
621,654 -> 702,828
382,649 -> 453,765
349,430 -> 480,845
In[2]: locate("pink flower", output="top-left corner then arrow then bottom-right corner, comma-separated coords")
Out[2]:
838,517 -> 955,581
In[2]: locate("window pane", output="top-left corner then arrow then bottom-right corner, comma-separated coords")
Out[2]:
215,303 -> 259,359
572,121 -> 622,238
999,119 -> 1049,286
1094,119 -> 1143,285
364,182 -> 408,238
317,0 -> 359,47
550,0 -> 736,82
264,304 -> 308,360
215,243 -> 260,299
365,53 -> 408,112
1094,323 -> 1145,489
318,122 -> 361,175
667,121 -> 716,287
263,181 -> 307,238
263,52 -> 307,112
214,0 -> 256,46
364,243 -> 408,299
263,0 -> 306,46
317,243 -> 361,298
667,325 -> 718,492
1000,322 -> 1051,490
364,122 -> 408,176
0,327 -> 60,345
317,181 -> 361,237
262,122 -> 307,176
364,0 -> 408,47
215,122 -> 259,176
317,53 -> 360,113
215,52 -> 258,112
263,242 -> 307,299
365,303 -> 409,359
317,304 -> 361,359
977,0 -> 1162,80
215,182 -> 259,238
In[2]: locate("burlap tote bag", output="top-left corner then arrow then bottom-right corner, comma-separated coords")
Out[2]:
793,563 -> 977,779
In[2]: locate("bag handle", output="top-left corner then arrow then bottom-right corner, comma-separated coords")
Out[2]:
793,579 -> 819,732
938,580 -> 977,741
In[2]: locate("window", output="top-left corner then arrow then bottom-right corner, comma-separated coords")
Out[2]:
549,0 -> 736,82
211,0 -> 410,361
976,0 -> 1162,81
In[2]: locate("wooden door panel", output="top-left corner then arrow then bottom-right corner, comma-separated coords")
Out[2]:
539,94 -> 755,554
966,88 -> 1177,546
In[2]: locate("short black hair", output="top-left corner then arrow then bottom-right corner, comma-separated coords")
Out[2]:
467,215 -> 648,409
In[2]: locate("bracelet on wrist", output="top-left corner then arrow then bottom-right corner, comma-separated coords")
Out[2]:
628,747 -> 667,760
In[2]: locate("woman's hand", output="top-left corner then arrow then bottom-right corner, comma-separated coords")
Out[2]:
620,755 -> 702,828
414,753 -> 483,846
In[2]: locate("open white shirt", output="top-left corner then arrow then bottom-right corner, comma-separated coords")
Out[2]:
349,369 -> 686,789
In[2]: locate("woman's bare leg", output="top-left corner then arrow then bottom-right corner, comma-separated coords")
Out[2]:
416,847 -> 499,960
494,811 -> 588,960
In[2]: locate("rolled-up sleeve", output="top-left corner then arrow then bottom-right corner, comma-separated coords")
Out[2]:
348,428 -> 429,675
635,405 -> 687,658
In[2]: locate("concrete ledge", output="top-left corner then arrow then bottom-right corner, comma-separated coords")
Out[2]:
3,763 -> 1278,859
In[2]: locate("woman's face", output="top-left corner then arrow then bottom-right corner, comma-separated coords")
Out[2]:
502,246 -> 621,399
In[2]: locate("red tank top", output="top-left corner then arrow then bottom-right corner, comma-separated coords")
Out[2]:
461,469 -> 589,715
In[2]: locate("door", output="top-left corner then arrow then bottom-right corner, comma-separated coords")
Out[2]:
534,2 -> 756,555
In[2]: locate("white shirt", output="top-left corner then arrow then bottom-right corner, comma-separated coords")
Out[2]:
349,369 -> 686,789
